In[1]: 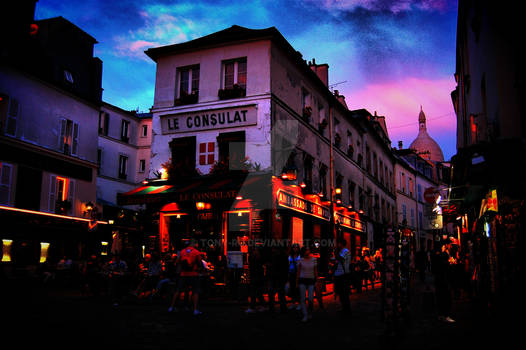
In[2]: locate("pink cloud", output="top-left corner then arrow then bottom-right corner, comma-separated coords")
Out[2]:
344,76 -> 457,156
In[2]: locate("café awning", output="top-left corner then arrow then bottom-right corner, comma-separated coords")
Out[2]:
117,172 -> 272,206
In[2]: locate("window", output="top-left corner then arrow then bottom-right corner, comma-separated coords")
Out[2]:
402,204 -> 407,223
319,165 -> 327,198
419,211 -> 423,229
176,65 -> 200,105
118,155 -> 128,180
223,58 -> 246,90
170,136 -> 197,178
348,181 -> 355,207
411,208 -> 415,227
141,125 -> 148,138
358,187 -> 364,211
139,159 -> 146,173
417,184 -> 423,202
199,142 -> 215,165
48,175 -> 75,214
64,70 -> 74,84
121,120 -> 130,143
98,112 -> 109,136
347,131 -> 354,158
409,178 -> 414,197
1,95 -> 19,137
217,131 -> 245,170
97,149 -> 103,175
58,118 -> 79,156
0,162 -> 13,205
401,172 -> 406,193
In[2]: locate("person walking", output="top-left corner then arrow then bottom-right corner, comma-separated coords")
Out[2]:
267,246 -> 289,314
287,244 -> 301,310
432,243 -> 455,323
168,239 -> 203,316
297,246 -> 318,322
333,239 -> 352,314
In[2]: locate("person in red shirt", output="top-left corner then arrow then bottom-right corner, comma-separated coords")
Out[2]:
168,239 -> 203,315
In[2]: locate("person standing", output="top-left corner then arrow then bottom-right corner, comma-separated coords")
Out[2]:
267,246 -> 289,314
333,239 -> 351,314
168,239 -> 203,316
245,246 -> 267,313
297,246 -> 318,322
287,244 -> 301,310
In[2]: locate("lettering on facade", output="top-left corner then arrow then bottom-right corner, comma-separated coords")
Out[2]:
335,213 -> 366,233
277,190 -> 330,221
160,105 -> 257,134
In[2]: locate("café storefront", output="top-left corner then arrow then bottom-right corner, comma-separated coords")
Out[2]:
118,172 -> 367,276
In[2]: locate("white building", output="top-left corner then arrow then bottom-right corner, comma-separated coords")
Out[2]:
97,102 -> 151,208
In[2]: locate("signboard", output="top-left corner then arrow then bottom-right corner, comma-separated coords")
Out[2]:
335,212 -> 366,233
424,187 -> 438,203
276,190 -> 330,220
160,105 -> 257,134
227,251 -> 244,269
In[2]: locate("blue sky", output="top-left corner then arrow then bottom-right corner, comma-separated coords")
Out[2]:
35,0 -> 458,160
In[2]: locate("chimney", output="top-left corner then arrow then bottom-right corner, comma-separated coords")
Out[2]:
398,141 -> 403,149
309,58 -> 329,87
333,90 -> 348,110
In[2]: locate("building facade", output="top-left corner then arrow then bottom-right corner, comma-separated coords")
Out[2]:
450,0 -> 525,301
119,26 -> 396,274
1,13 -> 109,266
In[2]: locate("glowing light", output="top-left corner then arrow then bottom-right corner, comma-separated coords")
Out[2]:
335,188 -> 342,195
484,222 -> 490,237
176,214 -> 181,219
101,241 -> 109,256
142,180 -> 148,184
300,182 -> 306,188
436,195 -> 442,205
159,168 -> 168,180
40,242 -> 50,263
196,202 -> 205,210
236,196 -> 243,200
108,220 -> 114,225
2,239 -> 13,262
0,205 -> 108,224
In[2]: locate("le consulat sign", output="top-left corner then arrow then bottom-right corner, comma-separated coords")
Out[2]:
160,105 -> 257,134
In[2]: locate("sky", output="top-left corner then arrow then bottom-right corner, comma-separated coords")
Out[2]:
35,0 -> 458,160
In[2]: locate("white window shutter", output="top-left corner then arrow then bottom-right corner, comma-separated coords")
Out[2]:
68,179 -> 76,214
71,122 -> 79,156
48,175 -> 57,212
58,119 -> 66,151
0,163 -> 13,205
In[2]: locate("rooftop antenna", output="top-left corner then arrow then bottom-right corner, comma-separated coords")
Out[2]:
329,80 -> 347,92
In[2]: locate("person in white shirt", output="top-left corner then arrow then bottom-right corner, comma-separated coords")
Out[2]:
333,239 -> 351,314
296,246 -> 318,322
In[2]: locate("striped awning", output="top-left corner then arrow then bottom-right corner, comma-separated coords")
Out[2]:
117,173 -> 271,206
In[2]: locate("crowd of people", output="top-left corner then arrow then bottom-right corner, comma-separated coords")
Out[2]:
30,239 -> 386,322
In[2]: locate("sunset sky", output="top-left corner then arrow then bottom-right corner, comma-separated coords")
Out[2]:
35,0 -> 458,160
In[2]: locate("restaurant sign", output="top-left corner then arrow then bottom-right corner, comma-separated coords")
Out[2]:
160,105 -> 257,134
335,213 -> 366,233
277,190 -> 330,221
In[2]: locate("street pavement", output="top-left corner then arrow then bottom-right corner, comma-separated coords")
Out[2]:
2,274 -> 518,349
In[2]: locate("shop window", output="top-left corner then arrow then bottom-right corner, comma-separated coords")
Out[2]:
0,162 -> 13,205
176,65 -> 200,105
199,142 -> 215,165
58,118 -> 79,156
48,175 -> 75,214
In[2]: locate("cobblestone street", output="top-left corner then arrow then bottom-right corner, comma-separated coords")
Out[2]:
3,274 -> 516,349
